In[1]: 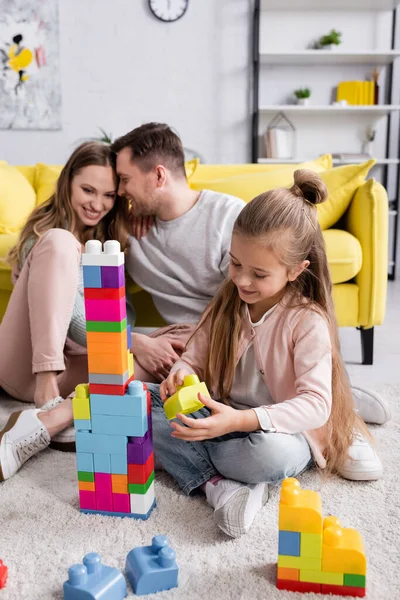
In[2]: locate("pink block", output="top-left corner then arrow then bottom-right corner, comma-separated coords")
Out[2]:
79,490 -> 96,510
112,493 -> 131,513
95,473 -> 113,511
84,298 -> 126,322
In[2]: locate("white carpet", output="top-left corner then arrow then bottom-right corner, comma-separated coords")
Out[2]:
0,385 -> 399,600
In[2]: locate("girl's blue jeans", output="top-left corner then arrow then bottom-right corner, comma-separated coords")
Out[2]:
148,384 -> 313,496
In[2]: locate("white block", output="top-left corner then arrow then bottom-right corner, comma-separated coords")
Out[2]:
130,482 -> 155,515
82,239 -> 124,267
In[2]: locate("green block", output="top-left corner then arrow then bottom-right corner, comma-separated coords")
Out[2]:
344,574 -> 366,588
128,471 -> 155,494
78,471 -> 95,482
86,318 -> 127,333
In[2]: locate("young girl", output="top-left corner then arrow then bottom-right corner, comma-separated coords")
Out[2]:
151,169 -> 381,538
0,141 -> 131,481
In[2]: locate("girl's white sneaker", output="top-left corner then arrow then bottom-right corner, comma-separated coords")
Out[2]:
0,409 -> 50,481
338,434 -> 383,481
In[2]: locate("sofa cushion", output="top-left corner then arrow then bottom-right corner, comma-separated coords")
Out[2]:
190,154 -> 332,183
15,165 -> 36,187
184,158 -> 199,181
323,229 -> 362,284
35,163 -> 63,205
0,164 -> 36,235
189,156 -> 332,202
317,160 -> 375,230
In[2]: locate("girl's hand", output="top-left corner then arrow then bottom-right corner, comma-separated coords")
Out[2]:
160,368 -> 191,402
131,215 -> 154,240
170,393 -> 241,441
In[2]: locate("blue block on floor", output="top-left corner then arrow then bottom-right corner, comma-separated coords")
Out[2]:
278,530 -> 301,557
81,499 -> 156,520
111,454 -> 128,475
76,452 -> 94,473
63,552 -> 126,600
76,431 -> 128,455
91,414 -> 147,438
74,418 -> 92,431
94,453 -> 111,473
125,535 -> 178,595
90,390 -> 146,418
83,265 -> 102,288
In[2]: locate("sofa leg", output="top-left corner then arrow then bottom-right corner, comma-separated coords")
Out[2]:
359,327 -> 374,365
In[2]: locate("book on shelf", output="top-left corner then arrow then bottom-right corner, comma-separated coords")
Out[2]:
336,81 -> 375,105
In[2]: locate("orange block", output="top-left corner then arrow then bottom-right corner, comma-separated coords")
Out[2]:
78,480 -> 95,492
87,331 -> 128,355
87,351 -> 128,375
111,474 -> 128,494
277,567 -> 299,582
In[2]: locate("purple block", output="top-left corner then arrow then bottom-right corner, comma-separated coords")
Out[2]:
95,472 -> 113,511
101,264 -> 125,288
127,433 -> 153,465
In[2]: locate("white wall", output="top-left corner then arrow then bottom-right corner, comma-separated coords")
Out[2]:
0,0 -> 252,165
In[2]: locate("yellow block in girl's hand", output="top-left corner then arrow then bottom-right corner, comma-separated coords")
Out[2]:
163,374 -> 209,420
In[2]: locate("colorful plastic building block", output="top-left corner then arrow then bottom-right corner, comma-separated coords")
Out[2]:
276,478 -> 366,597
0,559 -> 8,589
63,552 -> 126,599
125,535 -> 178,595
163,374 -> 209,420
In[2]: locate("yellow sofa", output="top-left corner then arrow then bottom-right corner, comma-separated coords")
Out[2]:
0,157 -> 388,364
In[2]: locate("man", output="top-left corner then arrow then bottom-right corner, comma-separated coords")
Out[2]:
110,123 -> 390,482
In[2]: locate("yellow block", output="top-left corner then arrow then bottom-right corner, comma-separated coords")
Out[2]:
73,384 -> 90,420
278,555 -> 321,571
300,533 -> 322,559
163,374 -> 209,420
128,351 -> 134,376
279,478 -> 323,534
322,517 -> 366,575
277,567 -> 299,581
300,570 -> 344,585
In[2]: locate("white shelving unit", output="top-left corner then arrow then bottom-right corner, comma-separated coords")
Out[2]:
259,105 -> 400,117
260,51 -> 400,66
257,157 -> 400,165
261,0 -> 398,9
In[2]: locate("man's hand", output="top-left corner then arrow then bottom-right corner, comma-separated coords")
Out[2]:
131,216 -> 154,240
170,394 -> 243,441
132,334 -> 185,379
160,368 -> 191,402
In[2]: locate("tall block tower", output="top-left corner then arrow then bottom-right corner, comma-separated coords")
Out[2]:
73,239 -> 155,519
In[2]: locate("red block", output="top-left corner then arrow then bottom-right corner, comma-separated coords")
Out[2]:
321,584 -> 366,597
89,376 -> 134,396
277,579 -> 321,593
0,560 -> 8,589
113,493 -> 131,513
79,490 -> 96,510
128,452 -> 154,484
84,287 -> 125,301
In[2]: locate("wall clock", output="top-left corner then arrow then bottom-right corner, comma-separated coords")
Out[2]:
149,0 -> 189,23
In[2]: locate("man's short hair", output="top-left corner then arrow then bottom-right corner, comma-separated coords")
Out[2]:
111,123 -> 186,177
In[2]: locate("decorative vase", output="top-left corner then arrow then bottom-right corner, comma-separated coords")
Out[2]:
323,43 -> 338,51
297,98 -> 310,106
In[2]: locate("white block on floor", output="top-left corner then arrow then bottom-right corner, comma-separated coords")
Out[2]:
130,482 -> 155,515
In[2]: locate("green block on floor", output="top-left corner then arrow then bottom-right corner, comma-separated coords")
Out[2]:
78,471 -> 95,482
86,318 -> 127,333
344,574 -> 366,587
128,471 -> 155,494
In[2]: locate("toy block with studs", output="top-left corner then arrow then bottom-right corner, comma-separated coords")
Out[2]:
63,552 -> 127,600
74,240 -> 155,519
125,535 -> 178,596
277,478 -> 366,597
163,374 -> 209,420
0,559 -> 8,589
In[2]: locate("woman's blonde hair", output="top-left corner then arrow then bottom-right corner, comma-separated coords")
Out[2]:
196,169 -> 369,475
8,141 -> 131,267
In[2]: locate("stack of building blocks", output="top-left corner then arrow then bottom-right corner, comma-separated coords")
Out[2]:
163,374 -> 209,420
74,239 -> 155,519
277,478 -> 366,597
63,552 -> 127,600
125,535 -> 178,595
0,559 -> 8,589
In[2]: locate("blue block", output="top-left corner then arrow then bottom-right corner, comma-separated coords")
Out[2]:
111,454 -> 128,475
90,390 -> 146,418
82,265 -> 102,289
91,414 -> 147,438
63,552 -> 126,600
278,530 -> 300,557
76,453 -> 94,473
125,535 -> 178,595
81,499 -> 156,521
74,419 -> 92,431
76,431 -> 128,455
127,324 -> 132,350
94,454 -> 111,473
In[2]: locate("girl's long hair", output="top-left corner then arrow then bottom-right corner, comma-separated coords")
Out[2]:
196,169 -> 369,475
8,141 -> 131,267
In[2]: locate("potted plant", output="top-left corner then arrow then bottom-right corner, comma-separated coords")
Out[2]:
316,29 -> 342,50
294,88 -> 311,106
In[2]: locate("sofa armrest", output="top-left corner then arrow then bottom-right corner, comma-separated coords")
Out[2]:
344,178 -> 388,327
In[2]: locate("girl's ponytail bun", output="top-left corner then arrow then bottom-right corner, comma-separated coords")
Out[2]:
291,169 -> 328,206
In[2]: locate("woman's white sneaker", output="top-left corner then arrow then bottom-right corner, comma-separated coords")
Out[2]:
0,409 -> 50,481
39,397 -> 76,452
338,434 -> 383,481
